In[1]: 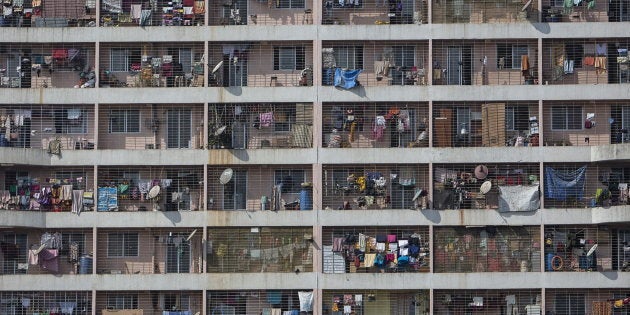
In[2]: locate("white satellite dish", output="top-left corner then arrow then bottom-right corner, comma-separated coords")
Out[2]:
412,189 -> 423,202
587,243 -> 598,256
480,181 -> 492,194
214,125 -> 227,136
220,168 -> 234,185
147,185 -> 161,199
211,60 -> 224,74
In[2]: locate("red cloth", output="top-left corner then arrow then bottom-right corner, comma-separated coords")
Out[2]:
52,49 -> 68,60
183,0 -> 194,5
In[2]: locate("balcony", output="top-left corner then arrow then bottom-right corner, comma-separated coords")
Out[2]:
96,290 -> 203,315
432,0 -> 538,23
322,0 -> 427,25
434,289 -> 542,314
0,291 -> 91,314
432,163 -> 540,211
0,1 -> 96,28
208,42 -> 313,88
545,289 -> 630,314
207,165 -> 313,211
208,103 -> 313,149
322,290 -> 429,314
540,0 -> 627,23
0,43 -> 95,89
0,104 -> 95,150
99,42 -> 205,88
0,165 -> 94,212
321,41 -> 429,88
322,226 -> 430,274
322,102 -> 429,148
100,0 -> 205,27
543,224 -> 630,272
434,226 -> 542,273
96,228 -> 203,275
0,228 -> 92,275
432,39 -> 538,86
433,102 -> 539,148
542,38 -> 630,85
543,101 -> 630,146
97,166 -> 204,212
209,0 -> 314,26
322,164 -> 430,210
98,104 -> 205,150
206,227 -> 314,273
543,162 -> 630,209
208,290 -> 314,314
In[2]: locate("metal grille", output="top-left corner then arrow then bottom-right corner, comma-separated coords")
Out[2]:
543,100 -> 630,146
207,290 -> 314,314
322,226 -> 430,274
545,289 -> 630,315
0,43 -> 95,88
543,224 -> 630,272
432,39 -> 538,86
96,291 -> 203,315
323,290 -> 430,315
208,41 -> 313,87
208,103 -> 313,149
206,227 -> 314,273
0,291 -> 91,315
0,104 -> 94,150
322,0 -> 428,25
0,228 -> 91,275
0,166 -> 95,212
433,101 -> 539,147
322,102 -> 429,148
100,1 -> 205,27
321,41 -> 429,87
0,0 -> 96,28
97,104 -> 205,150
207,165 -> 313,211
432,163 -> 539,210
543,162 -> 630,209
209,0 -> 314,26
539,0 -> 624,23
432,0 -> 538,23
433,226 -> 541,273
542,38 -> 630,85
96,166 -> 204,212
322,164 -> 430,210
96,228 -> 203,275
99,42 -> 205,88
434,289 -> 542,315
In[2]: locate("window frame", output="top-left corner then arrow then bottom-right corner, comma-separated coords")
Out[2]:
107,232 -> 139,258
106,294 -> 139,310
332,46 -> 364,70
497,44 -> 528,69
506,106 -> 530,131
551,106 -> 583,131
276,0 -> 305,9
273,46 -> 305,71
273,106 -> 296,132
274,169 -> 306,194
110,48 -> 130,72
109,109 -> 141,133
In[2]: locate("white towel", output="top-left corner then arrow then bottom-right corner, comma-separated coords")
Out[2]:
130,4 -> 142,19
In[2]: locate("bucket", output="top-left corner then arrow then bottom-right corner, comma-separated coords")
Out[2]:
299,189 -> 312,210
79,256 -> 93,274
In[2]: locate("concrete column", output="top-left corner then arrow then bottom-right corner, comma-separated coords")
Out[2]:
311,0 -> 321,26
538,99 -> 544,146
92,226 -> 97,275
202,225 -> 208,273
92,289 -> 97,315
96,0 -> 101,27
537,38 -> 543,85
93,165 -> 98,203
202,289 -> 208,315
313,288 -> 323,315
312,163 -> 323,210
313,39 -> 323,88
537,0 -> 543,22
204,0 -> 209,26
429,288 -> 434,315
541,287 -> 546,314
539,223 -> 545,272
427,40 -> 433,85
429,225 -> 434,273
93,103 -> 99,149
203,164 -> 208,210
312,101 -> 322,149
428,100 -> 433,148
427,0 -> 432,24
312,222 -> 323,315
95,42 -> 100,88
203,102 -> 209,149
539,162 -> 544,210
204,41 -> 209,87
428,163 -> 433,209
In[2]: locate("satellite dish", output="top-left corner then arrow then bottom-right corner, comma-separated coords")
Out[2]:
587,243 -> 598,256
147,185 -> 161,199
480,181 -> 492,194
211,60 -> 224,74
214,125 -> 227,136
412,189 -> 423,202
186,229 -> 198,241
220,168 -> 233,185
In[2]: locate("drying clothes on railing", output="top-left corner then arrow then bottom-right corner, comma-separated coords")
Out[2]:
498,185 -> 540,212
298,291 -> 314,312
97,186 -> 118,211
162,311 -> 192,315
140,9 -> 152,26
544,165 -> 587,201
38,248 -> 59,273
334,68 -> 362,89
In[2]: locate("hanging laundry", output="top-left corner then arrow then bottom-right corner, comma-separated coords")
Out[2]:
333,68 -> 362,89
544,165 -> 587,201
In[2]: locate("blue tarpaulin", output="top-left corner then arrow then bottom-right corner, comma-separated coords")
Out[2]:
334,68 -> 362,89
544,165 -> 587,201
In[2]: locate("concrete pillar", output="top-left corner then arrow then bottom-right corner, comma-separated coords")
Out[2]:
203,164 -> 208,210
204,41 -> 209,87
428,100 -> 433,148
541,287 -> 546,314
93,103 -> 99,149
311,0 -> 321,26
95,42 -> 100,88
427,0 -> 432,24
96,0 -> 101,27
93,165 -> 98,203
312,163 -> 323,211
202,225 -> 208,273
202,289 -> 208,315
204,0 -> 209,26
539,223 -> 545,272
312,222 -> 323,315
428,163 -> 433,209
537,38 -> 543,85
429,225 -> 434,273
92,226 -> 97,275
203,102 -> 209,149
427,40 -> 433,85
429,288 -> 434,315
92,289 -> 97,315
313,39 -> 323,88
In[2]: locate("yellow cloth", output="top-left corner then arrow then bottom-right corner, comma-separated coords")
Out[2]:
364,254 -> 376,267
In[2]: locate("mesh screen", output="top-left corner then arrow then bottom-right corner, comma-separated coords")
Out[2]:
545,289 -> 630,315
0,291 -> 92,314
434,289 -> 542,314
322,290 -> 430,315
207,290 -> 314,314
96,291 -> 203,315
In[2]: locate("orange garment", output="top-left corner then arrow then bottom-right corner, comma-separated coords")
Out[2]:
521,55 -> 530,71
594,56 -> 607,74
583,56 -> 595,66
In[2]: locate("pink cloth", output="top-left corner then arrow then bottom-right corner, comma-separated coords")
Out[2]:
260,112 -> 274,127
28,250 -> 39,265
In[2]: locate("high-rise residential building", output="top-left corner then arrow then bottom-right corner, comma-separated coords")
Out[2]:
0,1 -> 629,314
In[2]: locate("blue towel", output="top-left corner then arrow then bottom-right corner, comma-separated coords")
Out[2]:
267,290 -> 282,305
334,68 -> 362,89
544,166 -> 587,201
